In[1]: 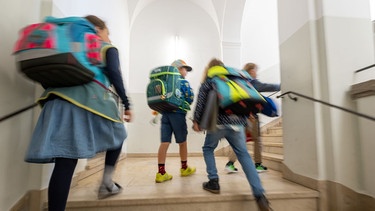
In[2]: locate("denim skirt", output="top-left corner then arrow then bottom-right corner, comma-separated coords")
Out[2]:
25,98 -> 127,163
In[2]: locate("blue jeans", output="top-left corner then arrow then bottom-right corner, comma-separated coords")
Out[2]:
202,125 -> 265,197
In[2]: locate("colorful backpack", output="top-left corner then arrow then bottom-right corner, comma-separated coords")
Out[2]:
256,95 -> 279,117
207,66 -> 265,115
146,66 -> 191,113
13,16 -> 108,88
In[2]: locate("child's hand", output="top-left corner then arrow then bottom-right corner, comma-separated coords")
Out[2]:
124,110 -> 132,122
192,122 -> 201,132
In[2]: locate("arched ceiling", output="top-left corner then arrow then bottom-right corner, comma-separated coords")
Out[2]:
128,0 -> 220,30
127,0 -> 246,42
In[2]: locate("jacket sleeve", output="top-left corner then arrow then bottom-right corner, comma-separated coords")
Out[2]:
180,79 -> 194,105
104,47 -> 131,110
251,79 -> 280,92
193,81 -> 211,123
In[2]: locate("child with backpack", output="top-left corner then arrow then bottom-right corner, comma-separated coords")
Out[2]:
155,59 -> 196,183
225,62 -> 281,173
23,15 -> 132,211
192,58 -> 272,211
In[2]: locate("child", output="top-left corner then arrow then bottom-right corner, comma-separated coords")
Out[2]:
192,58 -> 272,211
225,62 -> 281,173
155,59 -> 196,183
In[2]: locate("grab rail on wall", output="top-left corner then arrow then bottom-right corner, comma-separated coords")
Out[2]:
0,103 -> 38,122
277,91 -> 375,122
354,64 -> 375,73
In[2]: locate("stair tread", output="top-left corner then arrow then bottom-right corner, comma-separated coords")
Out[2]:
262,152 -> 284,160
59,118 -> 320,210
63,156 -> 318,211
247,142 -> 283,147
262,133 -> 283,137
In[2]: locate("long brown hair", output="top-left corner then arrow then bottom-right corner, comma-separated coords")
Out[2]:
85,15 -> 107,30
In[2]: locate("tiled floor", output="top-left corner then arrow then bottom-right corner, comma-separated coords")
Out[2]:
68,156 -> 316,203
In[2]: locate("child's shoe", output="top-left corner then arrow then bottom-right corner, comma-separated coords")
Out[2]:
155,172 -> 173,183
180,166 -> 196,176
98,182 -> 123,199
255,163 -> 268,173
225,163 -> 238,173
202,178 -> 220,194
255,194 -> 273,211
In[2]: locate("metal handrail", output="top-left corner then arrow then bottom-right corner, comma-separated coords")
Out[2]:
354,64 -> 375,73
0,103 -> 38,122
277,91 -> 375,122
267,90 -> 280,97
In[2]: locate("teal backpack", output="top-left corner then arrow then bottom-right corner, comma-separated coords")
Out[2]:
146,66 -> 190,112
13,16 -> 109,88
207,66 -> 265,115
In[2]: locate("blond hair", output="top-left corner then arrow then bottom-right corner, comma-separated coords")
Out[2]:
243,63 -> 257,72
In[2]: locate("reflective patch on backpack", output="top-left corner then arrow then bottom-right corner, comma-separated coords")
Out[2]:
14,23 -> 56,52
85,33 -> 102,65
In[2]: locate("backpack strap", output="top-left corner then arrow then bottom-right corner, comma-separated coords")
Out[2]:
100,44 -> 117,66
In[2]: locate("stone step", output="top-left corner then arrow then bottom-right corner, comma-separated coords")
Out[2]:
247,142 -> 284,155
71,153 -> 126,188
261,134 -> 283,143
261,152 -> 284,172
54,156 -> 318,211
264,126 -> 283,136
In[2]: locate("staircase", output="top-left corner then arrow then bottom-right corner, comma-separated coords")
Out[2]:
42,117 -> 319,211
247,118 -> 284,172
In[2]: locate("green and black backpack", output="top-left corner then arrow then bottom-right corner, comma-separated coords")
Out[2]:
146,66 -> 190,113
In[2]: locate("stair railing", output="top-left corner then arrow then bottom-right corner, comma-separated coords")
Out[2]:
277,91 -> 375,122
267,90 -> 281,97
0,103 -> 38,123
354,63 -> 375,73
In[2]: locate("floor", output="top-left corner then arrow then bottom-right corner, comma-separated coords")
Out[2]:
67,156 -> 317,208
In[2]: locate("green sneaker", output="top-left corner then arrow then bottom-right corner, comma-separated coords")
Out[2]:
225,164 -> 238,173
180,166 -> 196,176
155,172 -> 173,183
255,163 -> 268,173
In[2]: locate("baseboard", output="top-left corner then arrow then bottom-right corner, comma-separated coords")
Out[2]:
10,189 -> 47,211
281,163 -> 375,211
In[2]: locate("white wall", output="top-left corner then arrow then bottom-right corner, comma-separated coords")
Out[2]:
241,0 -> 282,124
0,1 -> 48,210
278,0 -> 375,199
355,95 -> 375,196
241,0 -> 280,75
127,0 -> 222,154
